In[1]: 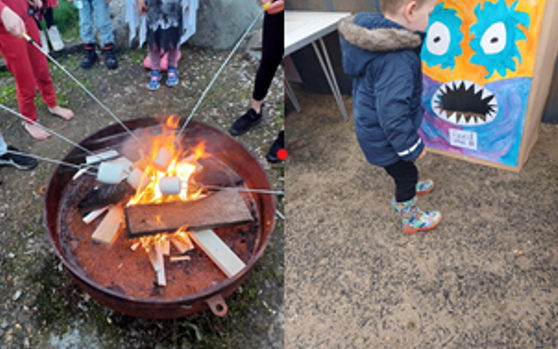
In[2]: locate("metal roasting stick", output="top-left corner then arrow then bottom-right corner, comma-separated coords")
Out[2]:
189,182 -> 284,195
0,102 -> 96,156
22,33 -> 142,145
175,9 -> 266,141
5,149 -> 98,175
275,210 -> 284,220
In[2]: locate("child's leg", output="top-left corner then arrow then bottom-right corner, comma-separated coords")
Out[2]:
166,46 -> 180,69
384,160 -> 418,202
0,29 -> 51,139
44,8 -> 54,29
79,0 -> 96,44
149,45 -> 162,71
148,45 -> 162,90
25,17 -> 57,109
91,0 -> 114,45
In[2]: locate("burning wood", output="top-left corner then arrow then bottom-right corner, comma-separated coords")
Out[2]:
91,205 -> 125,245
125,190 -> 254,239
78,181 -> 136,215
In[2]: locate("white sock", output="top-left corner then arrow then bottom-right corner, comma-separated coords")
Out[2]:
0,135 -> 7,156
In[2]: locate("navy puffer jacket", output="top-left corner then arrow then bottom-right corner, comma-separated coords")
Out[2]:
338,13 -> 425,167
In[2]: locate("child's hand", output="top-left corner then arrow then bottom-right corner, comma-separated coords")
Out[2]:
137,0 -> 147,15
415,149 -> 426,161
1,6 -> 25,38
28,0 -> 42,8
262,0 -> 284,14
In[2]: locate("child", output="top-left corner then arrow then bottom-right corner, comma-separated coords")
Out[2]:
72,0 -> 118,70
34,0 -> 64,53
0,0 -> 74,140
338,0 -> 441,234
229,0 -> 285,163
128,0 -> 198,90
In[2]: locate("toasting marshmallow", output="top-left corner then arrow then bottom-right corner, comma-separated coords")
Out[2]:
153,147 -> 173,172
97,162 -> 124,184
127,168 -> 151,191
159,176 -> 181,195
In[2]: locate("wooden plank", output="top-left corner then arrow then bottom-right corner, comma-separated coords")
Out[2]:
170,255 -> 191,262
171,238 -> 192,254
425,147 -> 521,173
190,229 -> 246,278
125,190 -> 254,238
83,206 -> 109,225
91,205 -> 124,245
518,0 -> 558,169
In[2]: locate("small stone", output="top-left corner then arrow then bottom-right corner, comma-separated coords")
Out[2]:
13,290 -> 22,301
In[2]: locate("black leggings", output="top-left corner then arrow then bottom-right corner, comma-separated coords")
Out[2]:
35,8 -> 55,30
253,11 -> 284,101
384,160 -> 418,203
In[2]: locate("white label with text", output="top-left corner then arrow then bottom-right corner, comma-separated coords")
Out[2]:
449,129 -> 477,150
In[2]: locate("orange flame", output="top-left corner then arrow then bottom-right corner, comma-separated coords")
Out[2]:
129,115 -> 206,251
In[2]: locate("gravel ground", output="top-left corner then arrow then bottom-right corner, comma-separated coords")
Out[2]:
285,86 -> 558,349
0,44 -> 283,348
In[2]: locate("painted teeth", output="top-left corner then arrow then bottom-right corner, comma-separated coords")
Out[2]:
430,79 -> 498,127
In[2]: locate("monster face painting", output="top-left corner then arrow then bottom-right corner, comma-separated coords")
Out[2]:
420,0 -> 546,167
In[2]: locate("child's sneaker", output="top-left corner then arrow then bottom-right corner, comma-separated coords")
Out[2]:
166,68 -> 179,86
0,146 -> 38,170
81,43 -> 98,69
229,104 -> 264,136
103,43 -> 118,70
39,30 -> 49,54
416,179 -> 435,195
149,70 -> 161,90
46,25 -> 65,51
391,197 -> 441,234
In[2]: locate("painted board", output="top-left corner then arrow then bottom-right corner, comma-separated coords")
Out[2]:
420,0 -> 558,170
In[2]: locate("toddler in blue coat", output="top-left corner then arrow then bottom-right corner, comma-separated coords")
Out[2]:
339,0 -> 441,234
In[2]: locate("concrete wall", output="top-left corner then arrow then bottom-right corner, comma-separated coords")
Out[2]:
286,0 -> 558,124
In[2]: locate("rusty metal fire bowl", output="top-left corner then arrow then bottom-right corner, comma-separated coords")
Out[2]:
43,117 -> 276,319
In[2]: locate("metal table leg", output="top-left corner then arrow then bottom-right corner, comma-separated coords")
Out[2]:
285,79 -> 302,113
311,39 -> 349,122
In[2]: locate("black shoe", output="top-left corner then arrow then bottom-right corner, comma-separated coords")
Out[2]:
229,105 -> 264,136
81,43 -> 98,69
266,130 -> 284,163
103,43 -> 118,70
0,146 -> 38,170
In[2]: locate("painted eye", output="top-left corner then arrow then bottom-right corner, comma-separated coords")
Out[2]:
480,22 -> 507,54
426,22 -> 451,56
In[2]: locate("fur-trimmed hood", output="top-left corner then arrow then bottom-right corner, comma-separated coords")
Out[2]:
338,12 -> 424,78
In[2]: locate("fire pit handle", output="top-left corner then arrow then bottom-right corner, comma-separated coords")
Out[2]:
206,294 -> 228,317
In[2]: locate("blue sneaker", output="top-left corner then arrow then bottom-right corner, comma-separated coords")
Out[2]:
149,70 -> 161,90
166,68 -> 179,86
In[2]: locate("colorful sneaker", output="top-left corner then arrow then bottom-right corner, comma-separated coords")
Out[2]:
0,146 -> 38,170
416,179 -> 435,195
166,67 -> 179,86
391,197 -> 441,234
149,70 -> 161,90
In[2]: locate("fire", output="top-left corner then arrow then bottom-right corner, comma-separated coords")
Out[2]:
128,116 -> 205,251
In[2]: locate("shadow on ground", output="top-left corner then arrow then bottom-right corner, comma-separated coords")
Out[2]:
0,46 -> 283,349
285,87 -> 558,349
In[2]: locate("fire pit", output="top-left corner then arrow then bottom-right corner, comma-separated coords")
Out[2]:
43,116 -> 276,319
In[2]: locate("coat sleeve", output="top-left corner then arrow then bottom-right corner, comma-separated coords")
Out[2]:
372,54 -> 424,162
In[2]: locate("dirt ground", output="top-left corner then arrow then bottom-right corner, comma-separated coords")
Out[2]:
0,46 -> 283,348
285,87 -> 558,349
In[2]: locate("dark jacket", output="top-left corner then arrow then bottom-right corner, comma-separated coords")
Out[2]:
338,13 -> 425,167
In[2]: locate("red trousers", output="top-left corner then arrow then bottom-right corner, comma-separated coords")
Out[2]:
0,15 -> 57,123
